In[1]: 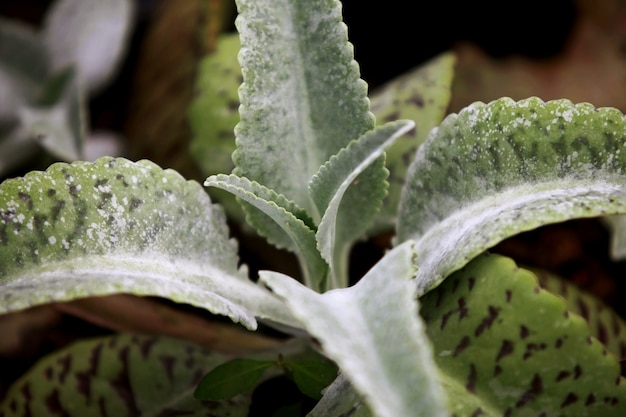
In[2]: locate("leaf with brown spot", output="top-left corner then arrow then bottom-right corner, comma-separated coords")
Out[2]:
0,334 -> 252,417
420,253 -> 626,416
534,267 -> 626,361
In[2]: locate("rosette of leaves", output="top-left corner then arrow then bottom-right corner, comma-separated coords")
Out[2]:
4,0 -> 626,416
0,0 -> 134,177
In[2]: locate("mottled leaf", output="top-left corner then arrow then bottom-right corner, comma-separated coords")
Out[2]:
369,52 -> 455,233
189,32 -> 241,178
0,157 -> 295,330
260,241 -> 449,417
420,253 -> 626,416
194,358 -> 276,400
205,173 -> 327,290
397,97 -> 626,295
533,268 -> 626,360
233,0 -> 375,215
42,0 -> 135,93
310,120 -> 414,289
189,32 -> 244,222
0,333 -> 251,417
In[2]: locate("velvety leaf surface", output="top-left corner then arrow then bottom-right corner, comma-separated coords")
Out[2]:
233,0 -> 375,215
420,253 -> 626,417
42,0 -> 135,93
310,120 -> 414,289
307,374 -> 372,417
533,268 -> 626,360
0,333 -> 251,417
0,157 -> 294,330
260,241 -> 449,417
369,52 -> 455,233
205,173 -> 327,290
397,97 -> 626,294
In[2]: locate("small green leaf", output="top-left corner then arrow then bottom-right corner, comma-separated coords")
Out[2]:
42,0 -> 135,93
205,173 -> 328,291
194,358 -> 276,401
1,334 -> 252,417
233,0 -> 374,215
286,359 -> 338,400
369,52 -> 455,233
260,241 -> 449,417
311,120 -> 414,289
420,253 -> 626,417
397,97 -> 626,295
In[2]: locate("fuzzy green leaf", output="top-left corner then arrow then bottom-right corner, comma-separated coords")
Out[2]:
42,0 -> 135,93
194,358 -> 276,401
0,334 -> 251,417
310,120 -> 414,289
260,241 -> 449,417
369,52 -> 455,233
233,0 -> 375,216
205,173 -> 327,290
397,97 -> 626,295
0,157 -> 294,330
189,33 -> 240,178
420,253 -> 626,416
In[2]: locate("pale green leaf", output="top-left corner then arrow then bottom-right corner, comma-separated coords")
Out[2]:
310,120 -> 414,289
42,0 -> 135,93
0,333 -> 252,417
369,52 -> 455,233
420,253 -> 626,416
0,157 -> 295,330
14,69 -> 85,162
0,17 -> 49,124
205,173 -> 327,291
307,374 -> 372,417
397,97 -> 626,295
233,0 -> 375,216
260,241 -> 449,417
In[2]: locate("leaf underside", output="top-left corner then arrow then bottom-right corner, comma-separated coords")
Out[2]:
260,241 -> 449,417
0,157 -> 294,330
420,253 -> 626,417
397,97 -> 626,295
